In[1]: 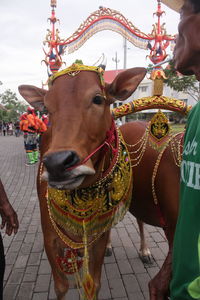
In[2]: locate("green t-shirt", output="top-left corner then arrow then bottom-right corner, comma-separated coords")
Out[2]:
170,102 -> 200,300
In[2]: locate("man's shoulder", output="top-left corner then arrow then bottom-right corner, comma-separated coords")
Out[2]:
187,101 -> 200,122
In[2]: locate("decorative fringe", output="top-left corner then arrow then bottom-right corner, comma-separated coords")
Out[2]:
82,221 -> 96,300
67,20 -> 149,54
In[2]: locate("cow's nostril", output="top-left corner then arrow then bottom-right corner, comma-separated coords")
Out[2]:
43,150 -> 79,173
63,151 -> 79,168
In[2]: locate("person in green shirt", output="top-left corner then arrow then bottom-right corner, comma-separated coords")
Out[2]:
162,0 -> 200,299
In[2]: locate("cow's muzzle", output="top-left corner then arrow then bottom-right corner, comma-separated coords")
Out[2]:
43,150 -> 79,174
42,150 -> 95,189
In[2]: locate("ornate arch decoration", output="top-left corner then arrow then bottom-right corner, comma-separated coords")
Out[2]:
43,4 -> 175,73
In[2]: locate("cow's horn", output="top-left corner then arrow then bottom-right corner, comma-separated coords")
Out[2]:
93,53 -> 107,70
98,53 -> 107,70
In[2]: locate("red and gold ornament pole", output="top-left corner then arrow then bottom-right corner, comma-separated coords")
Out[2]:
148,0 -> 171,65
148,0 -> 172,95
42,0 -> 65,74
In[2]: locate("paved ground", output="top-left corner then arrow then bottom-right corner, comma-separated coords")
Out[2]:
0,135 -> 168,300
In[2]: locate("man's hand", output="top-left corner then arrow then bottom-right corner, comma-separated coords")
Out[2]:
0,202 -> 19,236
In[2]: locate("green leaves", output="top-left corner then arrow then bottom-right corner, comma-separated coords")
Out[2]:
164,61 -> 200,102
0,89 -> 27,122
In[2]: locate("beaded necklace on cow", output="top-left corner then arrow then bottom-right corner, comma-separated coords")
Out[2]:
46,125 -> 132,248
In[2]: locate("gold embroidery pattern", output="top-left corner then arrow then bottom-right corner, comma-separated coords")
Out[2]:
48,63 -> 105,88
112,95 -> 191,119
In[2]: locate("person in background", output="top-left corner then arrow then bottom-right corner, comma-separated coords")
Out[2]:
5,124 -> 8,136
37,116 -> 47,152
20,108 -> 47,165
25,107 -> 39,165
8,123 -> 13,136
14,121 -> 20,137
2,124 -> 6,137
41,114 -> 49,127
162,0 -> 200,299
0,178 -> 18,299
19,113 -> 28,151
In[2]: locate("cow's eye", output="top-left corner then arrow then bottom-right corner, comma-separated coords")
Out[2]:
92,95 -> 104,105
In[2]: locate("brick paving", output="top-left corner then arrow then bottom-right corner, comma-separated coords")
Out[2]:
0,135 -> 168,300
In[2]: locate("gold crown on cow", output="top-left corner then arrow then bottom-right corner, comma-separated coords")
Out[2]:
48,63 -> 105,87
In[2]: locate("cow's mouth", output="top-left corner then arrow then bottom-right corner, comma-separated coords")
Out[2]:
49,175 -> 85,190
42,165 -> 95,190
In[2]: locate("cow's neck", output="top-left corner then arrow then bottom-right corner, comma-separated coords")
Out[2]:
95,120 -> 119,180
80,119 -> 119,188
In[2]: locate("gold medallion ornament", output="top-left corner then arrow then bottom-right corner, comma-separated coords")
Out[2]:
150,110 -> 170,140
148,110 -> 171,151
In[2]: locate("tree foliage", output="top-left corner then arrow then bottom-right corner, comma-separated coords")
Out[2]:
0,89 -> 27,122
164,61 -> 200,102
74,59 -> 83,65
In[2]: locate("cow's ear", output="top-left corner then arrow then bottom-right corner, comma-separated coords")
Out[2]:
105,67 -> 146,103
18,85 -> 47,111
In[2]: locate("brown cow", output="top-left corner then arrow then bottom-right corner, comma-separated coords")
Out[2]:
18,65 -> 182,300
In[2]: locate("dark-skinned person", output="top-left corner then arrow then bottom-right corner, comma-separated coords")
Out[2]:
0,178 -> 19,299
162,0 -> 200,299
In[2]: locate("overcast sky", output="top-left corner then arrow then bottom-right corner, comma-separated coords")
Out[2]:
1,0 -> 179,101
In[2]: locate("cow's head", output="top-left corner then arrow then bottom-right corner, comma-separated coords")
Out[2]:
173,0 -> 200,79
19,64 -> 146,190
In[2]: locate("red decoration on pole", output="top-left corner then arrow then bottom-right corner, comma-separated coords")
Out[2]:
42,0 -> 65,74
148,0 -> 173,66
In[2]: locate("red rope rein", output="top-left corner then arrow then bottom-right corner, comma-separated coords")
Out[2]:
66,119 -> 118,172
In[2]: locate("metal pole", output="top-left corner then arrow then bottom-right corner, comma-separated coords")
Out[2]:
112,52 -> 120,71
123,37 -> 127,69
146,57 -> 172,71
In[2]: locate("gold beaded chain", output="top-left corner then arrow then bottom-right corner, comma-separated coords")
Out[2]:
125,126 -> 149,149
123,125 -> 184,206
125,127 -> 149,167
151,133 -> 182,205
169,132 -> 184,167
151,145 -> 167,205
